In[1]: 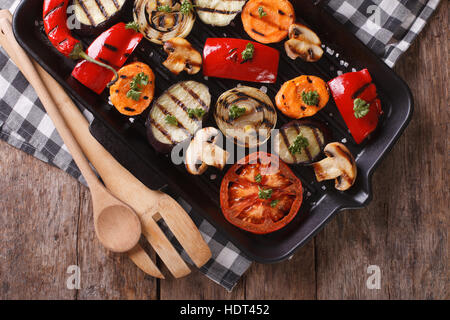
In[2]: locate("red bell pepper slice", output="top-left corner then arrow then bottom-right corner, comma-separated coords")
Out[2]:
71,22 -> 143,94
328,69 -> 383,144
203,38 -> 279,83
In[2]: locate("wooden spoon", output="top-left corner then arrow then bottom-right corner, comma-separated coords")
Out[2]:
0,17 -> 142,254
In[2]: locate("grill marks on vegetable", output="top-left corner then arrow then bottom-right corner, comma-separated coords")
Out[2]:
194,0 -> 246,26
147,81 -> 211,149
75,0 -> 126,27
276,121 -> 326,165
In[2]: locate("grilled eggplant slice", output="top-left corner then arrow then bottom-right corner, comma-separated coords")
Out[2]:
274,120 -> 328,165
146,81 -> 211,153
73,0 -> 128,35
194,0 -> 246,26
214,86 -> 277,148
133,0 -> 196,44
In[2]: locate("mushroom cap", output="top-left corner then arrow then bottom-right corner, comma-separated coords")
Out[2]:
285,23 -> 323,62
185,127 -> 229,175
163,37 -> 202,75
312,142 -> 357,191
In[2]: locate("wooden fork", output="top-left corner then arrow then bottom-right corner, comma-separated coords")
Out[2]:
0,10 -> 211,279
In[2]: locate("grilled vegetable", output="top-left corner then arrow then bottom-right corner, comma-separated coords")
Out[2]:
312,142 -> 357,191
109,62 -> 155,116
285,23 -> 323,62
146,81 -> 211,153
202,38 -> 279,83
274,120 -> 328,165
133,0 -> 196,44
43,0 -> 118,81
163,38 -> 202,75
73,0 -> 128,35
193,0 -> 246,26
328,69 -> 383,144
220,152 -> 303,234
241,0 -> 295,44
214,86 -> 277,148
185,127 -> 230,175
275,75 -> 330,119
71,22 -> 143,94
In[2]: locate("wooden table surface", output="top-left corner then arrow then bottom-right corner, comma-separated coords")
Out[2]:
0,3 -> 447,300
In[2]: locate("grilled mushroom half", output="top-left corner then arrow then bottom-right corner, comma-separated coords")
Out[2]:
185,127 -> 230,175
194,0 -> 246,26
133,0 -> 196,44
285,23 -> 323,62
312,142 -> 357,191
163,38 -> 202,75
214,86 -> 277,148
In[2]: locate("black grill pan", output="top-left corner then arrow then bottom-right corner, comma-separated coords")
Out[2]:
12,0 -> 413,262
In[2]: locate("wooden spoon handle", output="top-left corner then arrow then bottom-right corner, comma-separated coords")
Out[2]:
0,11 -> 211,274
0,11 -> 163,278
0,18 -> 99,189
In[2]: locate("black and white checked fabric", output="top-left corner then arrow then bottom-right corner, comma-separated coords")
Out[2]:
325,0 -> 441,67
0,0 -> 440,291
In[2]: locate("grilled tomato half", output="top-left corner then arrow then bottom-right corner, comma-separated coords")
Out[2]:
220,152 -> 303,234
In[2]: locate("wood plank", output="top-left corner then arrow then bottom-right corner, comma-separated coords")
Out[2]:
0,141 -> 79,299
315,2 -> 448,299
159,261 -> 246,299
244,241 -> 316,300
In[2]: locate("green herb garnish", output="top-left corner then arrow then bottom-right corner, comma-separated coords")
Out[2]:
353,98 -> 370,118
301,90 -> 319,106
241,43 -> 255,62
125,21 -> 140,32
258,6 -> 267,18
180,0 -> 196,15
270,199 -> 279,208
229,104 -> 246,120
255,173 -> 262,183
288,134 -> 309,155
187,108 -> 206,119
157,5 -> 172,12
258,186 -> 273,200
165,115 -> 178,126
126,72 -> 149,101
126,89 -> 142,101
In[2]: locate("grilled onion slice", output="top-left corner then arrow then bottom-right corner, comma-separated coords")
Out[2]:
214,86 -> 277,148
133,0 -> 196,44
274,120 -> 328,165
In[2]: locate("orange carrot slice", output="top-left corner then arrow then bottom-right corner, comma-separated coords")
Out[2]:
110,62 -> 155,116
242,0 -> 295,44
275,75 -> 329,119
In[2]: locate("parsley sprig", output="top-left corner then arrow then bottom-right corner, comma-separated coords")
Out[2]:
125,21 -> 140,32
229,104 -> 246,120
288,134 -> 309,155
301,90 -> 319,106
258,6 -> 267,18
270,199 -> 279,208
188,108 -> 206,119
126,72 -> 149,101
258,186 -> 273,200
241,43 -> 255,62
165,115 -> 178,126
180,1 -> 196,15
255,173 -> 262,183
353,98 -> 370,118
157,5 -> 172,12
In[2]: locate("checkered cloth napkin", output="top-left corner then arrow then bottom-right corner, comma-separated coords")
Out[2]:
0,0 -> 440,291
